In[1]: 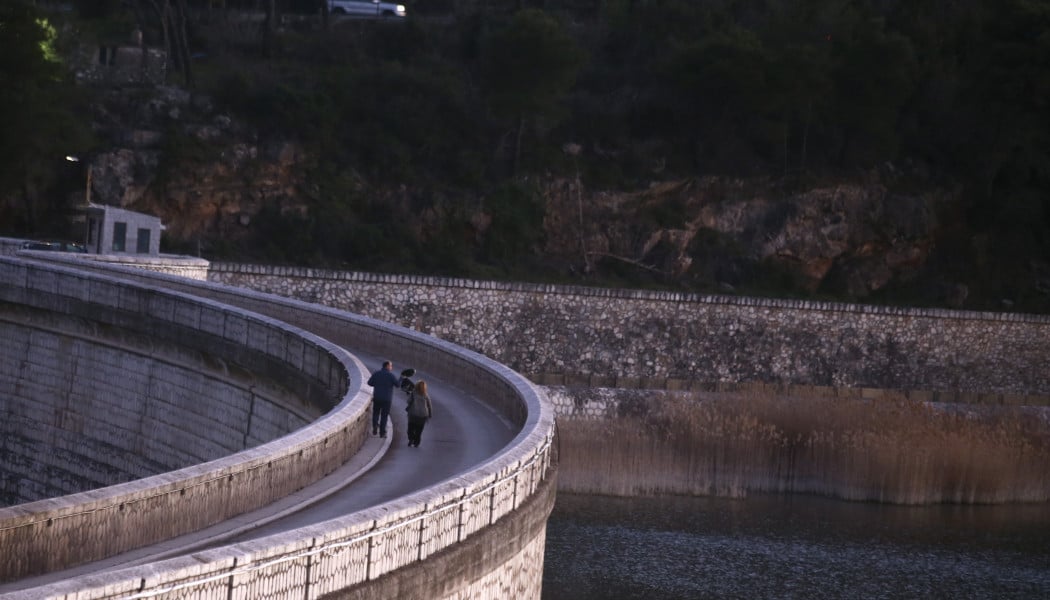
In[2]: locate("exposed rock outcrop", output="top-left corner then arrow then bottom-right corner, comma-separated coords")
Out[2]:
85,84 -> 309,244
542,177 -> 936,297
84,81 -> 937,299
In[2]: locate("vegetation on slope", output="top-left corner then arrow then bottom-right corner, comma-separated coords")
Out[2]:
2,0 -> 1049,311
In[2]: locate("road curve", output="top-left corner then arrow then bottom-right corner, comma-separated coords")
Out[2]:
232,351 -> 518,537
0,349 -> 518,595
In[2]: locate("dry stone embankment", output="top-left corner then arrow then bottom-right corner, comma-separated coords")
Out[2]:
210,263 -> 1050,399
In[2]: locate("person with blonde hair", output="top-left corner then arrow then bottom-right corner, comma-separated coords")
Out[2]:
405,379 -> 433,447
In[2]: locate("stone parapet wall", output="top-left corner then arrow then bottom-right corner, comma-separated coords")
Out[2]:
5,258 -> 557,600
536,378 -> 1050,417
1,237 -> 210,279
0,256 -> 365,582
22,249 -> 210,280
0,237 -> 23,256
209,264 -> 1050,397
340,474 -> 555,600
66,252 -> 210,280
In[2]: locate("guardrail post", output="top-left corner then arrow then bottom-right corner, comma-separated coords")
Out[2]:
225,557 -> 238,599
488,485 -> 496,525
457,491 -> 466,542
302,539 -> 315,600
365,524 -> 376,581
512,473 -> 519,510
528,455 -> 537,495
417,505 -> 427,562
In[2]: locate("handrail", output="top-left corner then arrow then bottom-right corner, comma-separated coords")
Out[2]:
121,434 -> 554,599
2,254 -> 557,600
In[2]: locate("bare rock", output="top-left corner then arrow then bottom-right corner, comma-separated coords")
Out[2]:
91,149 -> 160,207
541,178 -> 936,296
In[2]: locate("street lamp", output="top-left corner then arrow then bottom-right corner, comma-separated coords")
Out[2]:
65,155 -> 92,206
65,155 -> 94,251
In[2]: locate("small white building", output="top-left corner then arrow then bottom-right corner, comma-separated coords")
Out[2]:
84,204 -> 165,255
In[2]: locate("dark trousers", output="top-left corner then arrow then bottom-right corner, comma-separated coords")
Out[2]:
407,416 -> 428,445
372,399 -> 391,436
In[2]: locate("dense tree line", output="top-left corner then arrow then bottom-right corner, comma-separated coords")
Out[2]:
208,0 -> 1050,308
0,2 -> 93,233
2,0 -> 1048,309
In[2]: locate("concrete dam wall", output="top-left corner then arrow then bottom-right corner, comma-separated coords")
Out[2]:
0,256 -> 365,582
1,254 -> 557,599
0,303 -> 318,506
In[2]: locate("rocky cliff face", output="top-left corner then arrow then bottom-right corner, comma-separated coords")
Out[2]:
89,84 -> 938,300
86,84 -> 310,245
541,177 -> 937,298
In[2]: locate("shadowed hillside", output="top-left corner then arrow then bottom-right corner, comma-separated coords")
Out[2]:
2,0 -> 1049,312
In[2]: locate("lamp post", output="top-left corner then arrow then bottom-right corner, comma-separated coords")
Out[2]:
65,155 -> 94,250
65,155 -> 91,206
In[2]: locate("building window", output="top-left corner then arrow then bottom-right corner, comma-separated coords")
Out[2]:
112,222 -> 127,252
137,228 -> 151,253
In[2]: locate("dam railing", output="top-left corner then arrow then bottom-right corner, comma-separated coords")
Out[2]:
0,254 -> 556,599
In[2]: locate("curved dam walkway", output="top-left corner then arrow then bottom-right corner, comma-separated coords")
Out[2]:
0,349 -> 517,594
0,253 -> 556,599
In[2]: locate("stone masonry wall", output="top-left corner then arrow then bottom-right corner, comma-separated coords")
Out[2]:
210,264 -> 1050,397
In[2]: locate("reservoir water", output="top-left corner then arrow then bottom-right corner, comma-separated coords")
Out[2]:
542,493 -> 1050,599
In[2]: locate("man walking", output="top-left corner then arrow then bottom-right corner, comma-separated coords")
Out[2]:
367,360 -> 399,438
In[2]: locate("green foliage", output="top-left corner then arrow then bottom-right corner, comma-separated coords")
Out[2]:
0,2 -> 94,234
479,9 -> 585,120
661,27 -> 777,171
245,202 -> 319,264
9,0 -> 1050,310
72,0 -> 123,20
412,218 -> 475,276
476,9 -> 585,174
328,61 -> 486,184
72,0 -> 136,43
827,18 -> 918,166
211,58 -> 335,136
478,181 -> 546,267
205,0 -> 1050,307
0,6 -> 61,74
961,1 -> 1050,215
211,25 -> 485,185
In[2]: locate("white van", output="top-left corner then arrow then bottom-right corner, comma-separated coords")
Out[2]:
329,0 -> 407,18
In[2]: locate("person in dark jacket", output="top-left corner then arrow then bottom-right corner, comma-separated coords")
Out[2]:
405,379 -> 433,447
367,360 -> 399,438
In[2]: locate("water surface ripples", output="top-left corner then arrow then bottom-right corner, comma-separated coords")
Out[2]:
542,493 -> 1050,599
